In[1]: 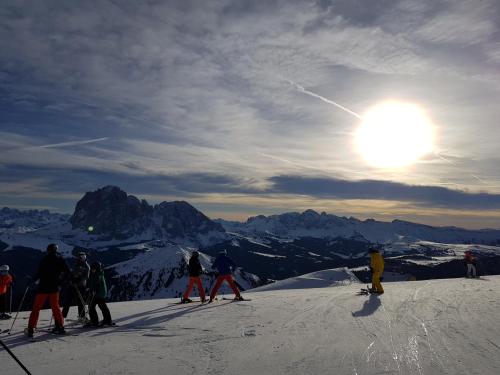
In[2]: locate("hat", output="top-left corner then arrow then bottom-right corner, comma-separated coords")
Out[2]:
0,264 -> 9,274
219,249 -> 227,256
192,251 -> 199,258
90,261 -> 102,271
47,243 -> 59,253
75,252 -> 87,261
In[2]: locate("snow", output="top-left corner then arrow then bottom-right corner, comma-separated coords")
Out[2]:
250,251 -> 287,258
1,276 -> 500,374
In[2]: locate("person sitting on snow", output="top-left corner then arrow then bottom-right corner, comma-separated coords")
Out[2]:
464,251 -> 477,278
369,248 -> 384,294
209,250 -> 244,302
0,264 -> 13,319
181,251 -> 206,303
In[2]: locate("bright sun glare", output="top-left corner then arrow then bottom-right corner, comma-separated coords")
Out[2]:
355,101 -> 434,168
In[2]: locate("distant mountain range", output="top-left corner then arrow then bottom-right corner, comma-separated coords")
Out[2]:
1,185 -> 500,308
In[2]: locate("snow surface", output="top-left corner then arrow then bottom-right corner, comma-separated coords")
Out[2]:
2,276 -> 500,375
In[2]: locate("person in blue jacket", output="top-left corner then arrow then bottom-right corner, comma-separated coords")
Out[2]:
209,250 -> 243,302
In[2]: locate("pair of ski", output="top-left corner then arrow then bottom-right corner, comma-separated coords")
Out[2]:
175,297 -> 252,305
357,286 -> 377,295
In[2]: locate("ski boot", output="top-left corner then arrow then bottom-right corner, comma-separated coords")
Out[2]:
51,325 -> 66,335
234,295 -> 245,301
180,298 -> 193,304
24,327 -> 34,338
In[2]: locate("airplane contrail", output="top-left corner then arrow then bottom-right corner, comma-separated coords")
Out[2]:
286,79 -> 363,119
30,137 -> 109,149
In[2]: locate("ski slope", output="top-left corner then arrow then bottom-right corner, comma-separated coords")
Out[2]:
1,276 -> 500,375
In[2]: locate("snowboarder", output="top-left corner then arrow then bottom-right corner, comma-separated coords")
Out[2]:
369,248 -> 384,294
61,252 -> 90,321
464,250 -> 477,278
0,265 -> 13,319
181,251 -> 206,303
209,250 -> 243,302
86,261 -> 112,327
26,244 -> 70,337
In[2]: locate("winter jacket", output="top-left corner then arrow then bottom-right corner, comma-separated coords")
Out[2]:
89,270 -> 108,299
0,274 -> 12,295
188,257 -> 203,277
370,252 -> 384,273
464,253 -> 475,264
34,253 -> 70,293
70,259 -> 90,287
212,254 -> 236,276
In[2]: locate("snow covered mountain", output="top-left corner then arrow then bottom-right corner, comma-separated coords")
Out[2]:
219,209 -> 500,245
2,275 -> 499,375
0,207 -> 69,233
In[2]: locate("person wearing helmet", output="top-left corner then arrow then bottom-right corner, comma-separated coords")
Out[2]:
369,248 -> 384,294
26,243 -> 70,337
86,261 -> 112,327
209,250 -> 243,302
464,251 -> 477,278
0,265 -> 13,319
181,251 -> 206,303
61,251 -> 90,320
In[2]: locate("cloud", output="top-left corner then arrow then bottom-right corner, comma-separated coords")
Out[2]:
268,175 -> 500,210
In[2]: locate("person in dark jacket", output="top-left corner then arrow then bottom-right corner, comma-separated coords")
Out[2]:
26,244 -> 70,337
209,250 -> 243,302
86,261 -> 112,327
181,251 -> 206,303
464,251 -> 477,278
62,252 -> 90,320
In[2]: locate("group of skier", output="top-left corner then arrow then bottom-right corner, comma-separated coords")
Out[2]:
181,249 -> 244,303
0,242 -> 484,338
22,244 -> 113,338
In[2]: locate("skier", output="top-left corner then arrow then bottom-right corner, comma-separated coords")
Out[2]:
209,250 -> 243,302
181,251 -> 206,303
464,250 -> 477,278
26,244 -> 70,337
86,261 -> 112,327
61,252 -> 90,321
0,265 -> 13,319
369,248 -> 384,294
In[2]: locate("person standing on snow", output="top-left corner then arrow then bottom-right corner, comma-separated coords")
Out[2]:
464,250 -> 477,278
369,248 -> 384,294
0,265 -> 13,319
26,244 -> 70,337
61,252 -> 90,320
181,251 -> 206,303
209,250 -> 243,302
86,261 -> 112,327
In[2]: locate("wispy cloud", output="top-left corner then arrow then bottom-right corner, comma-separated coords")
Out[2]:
31,137 -> 109,149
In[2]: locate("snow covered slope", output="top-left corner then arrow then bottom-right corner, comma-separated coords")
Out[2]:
2,276 -> 500,375
252,267 -> 359,292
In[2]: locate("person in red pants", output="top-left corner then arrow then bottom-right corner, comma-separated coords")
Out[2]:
26,243 -> 70,338
209,250 -> 243,302
181,251 -> 206,303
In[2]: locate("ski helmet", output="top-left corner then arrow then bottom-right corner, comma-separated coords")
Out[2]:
192,251 -> 199,258
47,243 -> 59,253
90,261 -> 102,271
0,264 -> 9,274
368,247 -> 379,253
219,249 -> 227,256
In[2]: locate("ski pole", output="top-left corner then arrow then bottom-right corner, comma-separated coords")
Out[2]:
9,285 -> 13,315
0,339 -> 33,375
8,285 -> 30,335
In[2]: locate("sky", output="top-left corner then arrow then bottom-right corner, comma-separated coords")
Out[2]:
1,0 -> 500,229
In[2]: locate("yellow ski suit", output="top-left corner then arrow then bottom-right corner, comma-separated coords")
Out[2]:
370,251 -> 384,293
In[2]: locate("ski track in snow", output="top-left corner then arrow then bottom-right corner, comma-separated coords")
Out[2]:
1,278 -> 500,374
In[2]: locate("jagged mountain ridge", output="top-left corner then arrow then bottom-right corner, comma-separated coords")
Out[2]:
0,206 -> 69,233
218,209 -> 500,245
69,185 -> 225,244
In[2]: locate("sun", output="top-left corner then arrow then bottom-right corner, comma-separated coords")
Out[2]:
355,101 -> 434,168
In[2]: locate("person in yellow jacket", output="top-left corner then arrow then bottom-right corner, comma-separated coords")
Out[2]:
369,248 -> 384,294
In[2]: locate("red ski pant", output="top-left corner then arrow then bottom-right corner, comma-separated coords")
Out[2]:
210,275 -> 241,300
183,277 -> 206,300
28,292 -> 64,329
